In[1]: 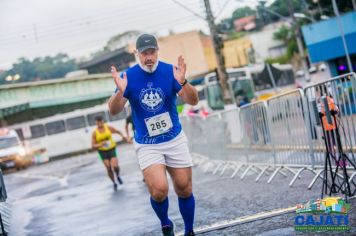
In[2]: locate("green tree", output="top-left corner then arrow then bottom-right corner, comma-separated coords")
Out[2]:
307,0 -> 354,17
267,25 -> 298,64
232,7 -> 256,20
217,18 -> 233,33
0,53 -> 77,84
268,0 -> 302,22
273,25 -> 293,43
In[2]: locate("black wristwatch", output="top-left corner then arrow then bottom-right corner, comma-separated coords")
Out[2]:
180,79 -> 188,87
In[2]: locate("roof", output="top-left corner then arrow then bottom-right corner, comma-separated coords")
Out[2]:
0,73 -> 111,90
301,12 -> 356,63
78,47 -> 132,69
0,92 -> 111,118
234,15 -> 256,26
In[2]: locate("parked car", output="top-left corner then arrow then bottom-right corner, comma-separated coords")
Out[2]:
319,63 -> 327,71
309,66 -> 318,74
296,70 -> 305,77
0,129 -> 32,170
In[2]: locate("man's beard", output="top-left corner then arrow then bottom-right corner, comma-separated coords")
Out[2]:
139,60 -> 158,73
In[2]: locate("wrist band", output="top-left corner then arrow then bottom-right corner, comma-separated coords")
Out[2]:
180,79 -> 188,87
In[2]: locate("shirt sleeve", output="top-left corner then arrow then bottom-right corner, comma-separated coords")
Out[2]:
173,76 -> 182,94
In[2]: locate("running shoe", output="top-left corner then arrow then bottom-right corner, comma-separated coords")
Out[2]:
162,221 -> 175,236
185,231 -> 195,236
162,225 -> 174,236
113,183 -> 118,191
117,176 -> 123,185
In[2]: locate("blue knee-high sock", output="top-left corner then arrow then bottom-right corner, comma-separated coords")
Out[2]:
150,197 -> 171,227
178,194 -> 195,233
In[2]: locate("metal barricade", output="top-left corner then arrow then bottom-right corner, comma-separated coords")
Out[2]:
239,101 -> 274,165
218,108 -> 253,178
181,73 -> 356,194
304,73 -> 356,195
304,73 -> 356,164
266,89 -> 314,167
181,115 -> 203,154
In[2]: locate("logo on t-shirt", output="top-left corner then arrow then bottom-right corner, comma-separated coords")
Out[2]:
139,82 -> 165,112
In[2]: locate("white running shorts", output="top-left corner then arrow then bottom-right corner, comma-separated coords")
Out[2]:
133,131 -> 193,170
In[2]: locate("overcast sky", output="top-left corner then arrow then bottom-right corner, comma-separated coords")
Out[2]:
0,0 -> 274,70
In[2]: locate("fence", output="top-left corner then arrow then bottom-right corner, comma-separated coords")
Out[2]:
182,73 -> 356,193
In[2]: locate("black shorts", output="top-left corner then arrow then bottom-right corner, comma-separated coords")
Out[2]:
98,148 -> 117,161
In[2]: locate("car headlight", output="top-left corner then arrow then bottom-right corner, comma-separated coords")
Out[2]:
18,148 -> 26,156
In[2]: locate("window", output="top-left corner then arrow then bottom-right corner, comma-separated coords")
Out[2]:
30,125 -> 46,139
198,90 -> 205,100
229,79 -> 255,101
229,71 -> 246,80
87,111 -> 106,126
0,137 -> 19,149
15,129 -> 24,141
45,121 -> 66,135
66,116 -> 86,130
108,110 -> 126,121
207,83 -> 224,110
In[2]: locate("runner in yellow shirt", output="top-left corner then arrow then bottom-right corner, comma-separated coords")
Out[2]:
92,116 -> 128,191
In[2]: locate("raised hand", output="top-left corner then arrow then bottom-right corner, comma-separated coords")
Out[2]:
173,55 -> 186,84
111,65 -> 127,93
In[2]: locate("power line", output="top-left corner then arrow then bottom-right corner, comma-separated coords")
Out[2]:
215,0 -> 233,18
0,8 -> 204,45
170,0 -> 206,20
1,0 -> 200,34
0,15 -> 201,65
0,0 -> 204,41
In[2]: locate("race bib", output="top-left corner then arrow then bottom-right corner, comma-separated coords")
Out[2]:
102,141 -> 111,148
145,112 -> 173,137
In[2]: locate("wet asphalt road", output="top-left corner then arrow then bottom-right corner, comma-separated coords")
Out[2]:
4,144 -> 355,235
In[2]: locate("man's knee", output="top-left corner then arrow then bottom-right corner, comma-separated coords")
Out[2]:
175,181 -> 192,198
150,184 -> 169,202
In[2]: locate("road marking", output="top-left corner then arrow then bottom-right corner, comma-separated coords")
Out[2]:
176,206 -> 296,235
13,159 -> 95,187
13,173 -> 69,187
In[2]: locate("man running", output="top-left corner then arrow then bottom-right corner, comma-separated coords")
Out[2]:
92,116 -> 128,191
108,34 -> 198,236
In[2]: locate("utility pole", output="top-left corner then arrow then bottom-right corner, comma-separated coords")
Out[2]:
203,0 -> 232,104
287,0 -> 310,81
352,0 -> 356,11
332,0 -> 353,72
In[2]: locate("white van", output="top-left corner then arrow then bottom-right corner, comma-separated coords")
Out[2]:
0,129 -> 32,170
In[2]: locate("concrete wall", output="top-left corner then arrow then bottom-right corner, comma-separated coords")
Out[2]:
127,31 -> 253,76
223,37 -> 252,68
248,24 -> 286,63
157,31 -> 210,77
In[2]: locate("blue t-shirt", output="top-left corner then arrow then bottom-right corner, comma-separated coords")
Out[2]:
120,61 -> 182,144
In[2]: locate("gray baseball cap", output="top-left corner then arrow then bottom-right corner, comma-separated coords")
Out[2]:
136,34 -> 158,53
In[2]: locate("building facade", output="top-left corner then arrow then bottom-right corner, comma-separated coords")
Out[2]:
302,12 -> 356,76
